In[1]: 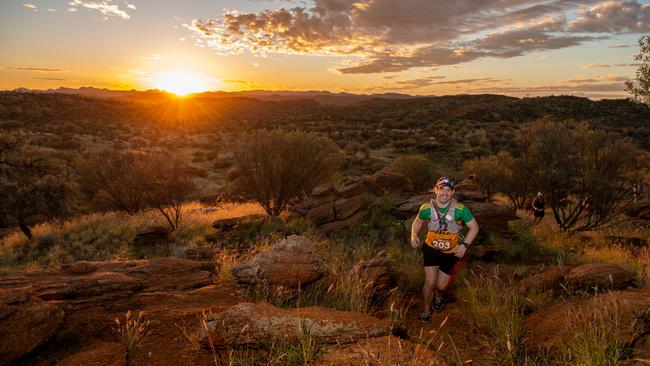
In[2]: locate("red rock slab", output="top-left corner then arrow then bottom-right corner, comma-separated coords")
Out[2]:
524,288 -> 650,351
0,301 -> 65,366
199,302 -> 391,347
57,342 -> 126,366
314,335 -> 448,366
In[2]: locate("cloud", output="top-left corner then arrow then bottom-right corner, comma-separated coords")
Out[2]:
608,44 -> 630,48
431,77 -> 504,85
6,67 -> 65,72
68,0 -> 132,19
559,75 -> 628,84
22,3 -> 37,10
187,0 -> 646,74
616,63 -> 641,67
582,64 -> 611,68
570,1 -> 650,33
33,77 -> 67,81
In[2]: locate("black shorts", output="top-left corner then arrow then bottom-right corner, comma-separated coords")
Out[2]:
534,209 -> 544,218
422,244 -> 459,274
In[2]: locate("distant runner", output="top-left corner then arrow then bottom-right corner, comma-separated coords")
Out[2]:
531,192 -> 545,225
410,176 -> 479,323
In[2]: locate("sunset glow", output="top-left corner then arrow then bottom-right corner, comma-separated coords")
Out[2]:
0,1 -> 649,98
152,70 -> 210,96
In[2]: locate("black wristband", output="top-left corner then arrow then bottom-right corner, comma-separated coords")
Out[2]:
463,242 -> 471,248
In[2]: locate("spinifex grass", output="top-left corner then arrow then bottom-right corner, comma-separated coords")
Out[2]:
556,299 -> 630,366
458,274 -> 532,365
113,310 -> 151,350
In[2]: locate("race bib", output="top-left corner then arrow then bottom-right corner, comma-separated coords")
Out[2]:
425,231 -> 459,254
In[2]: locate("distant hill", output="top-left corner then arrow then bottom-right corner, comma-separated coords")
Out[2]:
11,87 -> 414,106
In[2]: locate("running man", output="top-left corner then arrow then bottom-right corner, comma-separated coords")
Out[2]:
411,176 -> 479,323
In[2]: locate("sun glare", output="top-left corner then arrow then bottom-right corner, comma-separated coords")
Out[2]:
153,70 -> 210,96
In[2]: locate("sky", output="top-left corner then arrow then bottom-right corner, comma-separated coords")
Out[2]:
1,0 -> 648,98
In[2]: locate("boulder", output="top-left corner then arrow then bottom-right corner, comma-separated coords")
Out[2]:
133,226 -> 169,247
338,178 -> 365,198
306,202 -> 336,227
314,335 -> 447,366
198,302 -> 391,347
524,288 -> 650,351
515,266 -> 565,293
393,194 -> 435,217
362,171 -> 414,195
58,342 -> 127,366
212,215 -> 264,231
351,251 -> 394,292
0,258 -> 213,308
66,261 -> 98,275
319,210 -> 368,234
311,183 -> 337,198
175,246 -> 217,261
0,301 -> 65,366
454,189 -> 489,202
565,263 -> 636,290
307,195 -> 365,223
231,235 -> 326,287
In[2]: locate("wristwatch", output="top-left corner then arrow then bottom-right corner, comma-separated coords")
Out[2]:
463,242 -> 471,248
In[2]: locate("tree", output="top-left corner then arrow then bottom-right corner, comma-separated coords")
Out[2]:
78,149 -> 196,230
464,151 -> 531,209
384,154 -> 437,193
78,150 -> 150,213
516,118 -> 642,231
233,129 -> 341,216
140,152 -> 197,231
0,131 -> 74,239
625,34 -> 650,105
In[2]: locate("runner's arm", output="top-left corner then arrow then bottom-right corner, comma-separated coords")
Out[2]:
463,218 -> 479,246
411,217 -> 423,248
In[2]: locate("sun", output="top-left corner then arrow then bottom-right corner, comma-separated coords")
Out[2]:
152,70 -> 210,96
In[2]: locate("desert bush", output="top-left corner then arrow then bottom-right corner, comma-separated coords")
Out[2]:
516,118 -> 643,231
0,130 -> 74,239
464,151 -> 531,208
78,150 -> 150,213
79,150 -> 197,230
233,129 -> 341,216
625,34 -> 650,105
384,154 -> 436,192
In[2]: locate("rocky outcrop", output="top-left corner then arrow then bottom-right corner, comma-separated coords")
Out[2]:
350,251 -> 394,293
525,288 -> 650,351
565,263 -> 636,290
306,195 -> 368,234
314,335 -> 448,366
362,171 -> 414,195
57,342 -> 127,366
231,235 -> 326,287
516,263 -> 636,293
515,266 -> 566,293
0,301 -> 65,366
212,214 -> 265,232
0,258 -> 214,310
175,246 -> 217,260
198,302 -> 391,347
133,225 -> 170,247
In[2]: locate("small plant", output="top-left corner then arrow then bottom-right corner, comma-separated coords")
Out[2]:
113,310 -> 151,350
458,274 -> 530,365
557,301 -> 629,365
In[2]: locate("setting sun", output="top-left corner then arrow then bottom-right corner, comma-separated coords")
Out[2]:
152,70 -> 210,96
